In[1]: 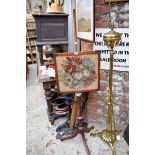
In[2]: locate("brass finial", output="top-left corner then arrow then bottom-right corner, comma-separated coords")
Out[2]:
109,22 -> 115,31
103,23 -> 121,49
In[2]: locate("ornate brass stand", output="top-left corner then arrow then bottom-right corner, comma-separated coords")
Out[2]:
90,24 -> 121,155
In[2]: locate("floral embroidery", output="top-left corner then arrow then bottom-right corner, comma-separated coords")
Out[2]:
59,56 -> 97,89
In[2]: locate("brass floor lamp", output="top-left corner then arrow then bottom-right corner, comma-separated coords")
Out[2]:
90,24 -> 121,155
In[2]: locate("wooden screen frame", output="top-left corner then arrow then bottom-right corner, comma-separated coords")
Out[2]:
54,51 -> 100,93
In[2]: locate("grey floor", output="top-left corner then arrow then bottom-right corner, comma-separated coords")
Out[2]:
26,64 -> 129,155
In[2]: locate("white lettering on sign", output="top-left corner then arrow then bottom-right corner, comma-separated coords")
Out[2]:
94,28 -> 129,71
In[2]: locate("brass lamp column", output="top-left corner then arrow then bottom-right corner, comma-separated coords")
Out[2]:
90,24 -> 121,155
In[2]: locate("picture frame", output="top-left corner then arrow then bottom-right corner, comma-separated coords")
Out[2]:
76,0 -> 94,41
54,51 -> 100,93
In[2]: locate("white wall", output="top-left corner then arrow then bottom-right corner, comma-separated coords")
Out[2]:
64,0 -> 75,51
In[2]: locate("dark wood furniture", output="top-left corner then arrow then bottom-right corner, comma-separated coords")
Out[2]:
33,13 -> 69,65
33,13 -> 69,125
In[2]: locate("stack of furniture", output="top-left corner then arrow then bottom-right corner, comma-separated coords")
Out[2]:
33,13 -> 69,125
33,13 -> 92,154
26,15 -> 37,64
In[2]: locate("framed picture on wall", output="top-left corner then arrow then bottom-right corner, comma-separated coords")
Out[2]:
54,51 -> 100,93
76,0 -> 94,41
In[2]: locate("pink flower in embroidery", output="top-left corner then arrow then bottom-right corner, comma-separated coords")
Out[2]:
66,57 -> 73,63
66,56 -> 82,65
75,57 -> 82,65
65,63 -> 77,73
60,55 -> 97,89
62,56 -> 82,73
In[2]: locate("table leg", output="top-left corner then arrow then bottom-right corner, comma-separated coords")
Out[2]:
43,82 -> 55,125
37,45 -> 43,65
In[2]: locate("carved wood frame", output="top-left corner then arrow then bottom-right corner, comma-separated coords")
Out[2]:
54,51 -> 100,93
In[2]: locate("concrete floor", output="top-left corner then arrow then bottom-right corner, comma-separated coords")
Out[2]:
26,64 -> 129,155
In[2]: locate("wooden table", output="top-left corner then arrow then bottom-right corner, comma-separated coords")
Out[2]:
37,49 -> 58,125
37,50 -> 72,125
39,72 -> 57,125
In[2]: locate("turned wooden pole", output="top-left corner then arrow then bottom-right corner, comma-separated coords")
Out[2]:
69,93 -> 81,129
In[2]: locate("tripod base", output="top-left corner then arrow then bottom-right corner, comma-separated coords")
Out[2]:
90,129 -> 122,155
56,93 -> 93,155
100,130 -> 116,144
56,116 -> 94,155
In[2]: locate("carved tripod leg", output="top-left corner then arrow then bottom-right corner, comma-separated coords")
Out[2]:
77,115 -> 94,134
77,115 -> 91,155
81,132 -> 91,155
83,126 -> 94,133
60,130 -> 78,141
76,115 -> 91,155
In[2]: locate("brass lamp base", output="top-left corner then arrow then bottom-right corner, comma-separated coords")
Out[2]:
90,129 -> 116,143
100,129 -> 116,144
91,129 -> 122,155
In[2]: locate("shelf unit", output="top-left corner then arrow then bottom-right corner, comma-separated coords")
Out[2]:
26,15 -> 37,64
